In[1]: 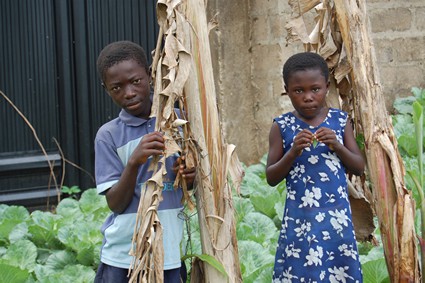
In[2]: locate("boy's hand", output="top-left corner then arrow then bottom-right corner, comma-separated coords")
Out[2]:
173,155 -> 196,189
132,131 -> 165,165
314,127 -> 339,151
292,129 -> 314,156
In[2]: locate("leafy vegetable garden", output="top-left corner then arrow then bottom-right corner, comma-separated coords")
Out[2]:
0,88 -> 424,282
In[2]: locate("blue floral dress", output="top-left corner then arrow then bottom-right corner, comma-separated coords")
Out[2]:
272,108 -> 362,283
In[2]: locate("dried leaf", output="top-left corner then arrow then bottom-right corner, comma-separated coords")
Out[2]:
288,0 -> 321,15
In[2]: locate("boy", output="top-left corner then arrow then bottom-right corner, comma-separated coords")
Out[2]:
94,40 -> 195,283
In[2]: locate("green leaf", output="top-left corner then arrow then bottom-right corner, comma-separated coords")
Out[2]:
243,262 -> 274,283
0,205 -> 29,241
0,263 -> 30,283
9,222 -> 29,243
259,154 -> 268,166
237,212 -> 278,245
78,189 -> 109,221
398,134 -> 418,157
0,239 -> 37,271
238,240 -> 274,281
28,211 -> 62,249
411,87 -> 425,101
245,163 -> 266,179
361,258 -> 390,283
359,243 -> 385,264
312,138 -> 318,148
240,172 -> 263,196
58,220 -> 102,253
76,246 -> 95,266
233,196 -> 255,224
35,264 -> 95,283
392,114 -> 414,142
393,96 -> 416,114
181,253 -> 228,278
250,187 -> 281,219
55,198 -> 85,227
34,250 -> 77,280
412,101 -> 423,186
274,194 -> 285,218
355,133 -> 365,151
61,185 -> 81,195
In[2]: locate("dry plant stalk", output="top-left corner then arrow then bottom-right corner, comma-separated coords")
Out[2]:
129,0 -> 243,282
1,91 -> 95,207
0,90 -> 62,204
285,0 -> 419,281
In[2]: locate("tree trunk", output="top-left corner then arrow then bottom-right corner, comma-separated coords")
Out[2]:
179,0 -> 243,281
333,0 -> 419,281
153,1 -> 244,282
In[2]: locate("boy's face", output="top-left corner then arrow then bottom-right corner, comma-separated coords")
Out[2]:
285,68 -> 329,120
103,59 -> 151,119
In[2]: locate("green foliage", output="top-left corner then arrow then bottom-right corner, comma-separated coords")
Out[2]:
3,88 -> 425,283
393,87 -> 425,158
238,240 -> 274,283
181,253 -> 228,278
361,258 -> 391,283
0,189 -> 109,282
392,88 -> 425,212
235,156 -> 283,280
61,186 -> 81,199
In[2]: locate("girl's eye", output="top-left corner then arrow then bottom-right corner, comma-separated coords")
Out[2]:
295,89 -> 303,94
312,88 -> 320,92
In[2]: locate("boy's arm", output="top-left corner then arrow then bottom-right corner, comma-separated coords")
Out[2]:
315,122 -> 365,176
266,123 -> 312,186
105,132 -> 165,214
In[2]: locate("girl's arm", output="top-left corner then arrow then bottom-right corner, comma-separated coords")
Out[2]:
266,122 -> 313,186
315,121 -> 365,176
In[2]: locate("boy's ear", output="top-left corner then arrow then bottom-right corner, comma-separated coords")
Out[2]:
101,82 -> 111,97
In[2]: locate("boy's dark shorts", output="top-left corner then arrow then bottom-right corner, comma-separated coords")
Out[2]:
94,261 -> 187,283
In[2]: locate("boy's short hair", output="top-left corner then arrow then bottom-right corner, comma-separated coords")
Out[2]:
97,40 -> 148,82
282,52 -> 329,87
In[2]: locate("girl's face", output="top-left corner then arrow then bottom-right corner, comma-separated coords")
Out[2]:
286,68 -> 329,121
103,59 -> 151,119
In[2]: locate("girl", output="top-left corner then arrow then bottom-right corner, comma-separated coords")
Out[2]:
266,52 -> 365,282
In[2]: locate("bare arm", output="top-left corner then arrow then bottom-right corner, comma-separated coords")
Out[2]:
266,122 -> 313,186
315,121 -> 365,176
105,132 -> 165,214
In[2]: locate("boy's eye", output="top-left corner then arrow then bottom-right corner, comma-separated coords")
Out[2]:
295,89 -> 303,94
133,78 -> 141,84
110,86 -> 121,92
312,88 -> 320,92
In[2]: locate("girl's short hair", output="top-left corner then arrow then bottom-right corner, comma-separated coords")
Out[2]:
282,52 -> 329,87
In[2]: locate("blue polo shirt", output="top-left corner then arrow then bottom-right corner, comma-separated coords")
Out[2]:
95,109 -> 184,270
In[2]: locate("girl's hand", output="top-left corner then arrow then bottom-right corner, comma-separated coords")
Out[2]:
172,155 -> 196,189
315,127 -> 339,151
292,129 -> 314,156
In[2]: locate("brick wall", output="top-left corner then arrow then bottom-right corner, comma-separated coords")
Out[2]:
208,0 -> 425,164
